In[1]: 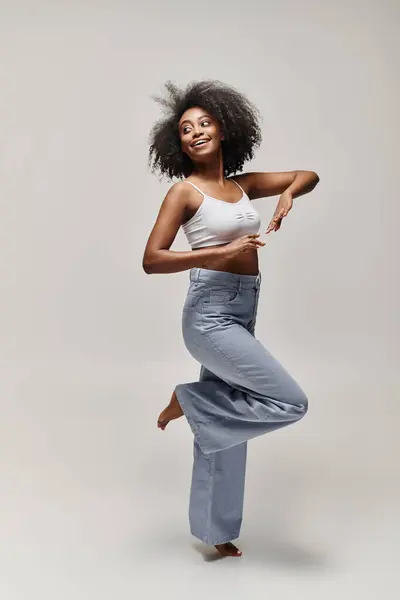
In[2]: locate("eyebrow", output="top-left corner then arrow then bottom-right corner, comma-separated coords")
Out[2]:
179,115 -> 210,128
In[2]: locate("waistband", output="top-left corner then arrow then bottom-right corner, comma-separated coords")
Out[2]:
190,267 -> 262,290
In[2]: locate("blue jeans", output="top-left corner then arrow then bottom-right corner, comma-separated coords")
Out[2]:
174,267 -> 308,545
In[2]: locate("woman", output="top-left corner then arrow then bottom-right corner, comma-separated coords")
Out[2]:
143,80 -> 319,558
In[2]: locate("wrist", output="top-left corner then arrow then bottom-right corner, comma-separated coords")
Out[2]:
215,244 -> 228,257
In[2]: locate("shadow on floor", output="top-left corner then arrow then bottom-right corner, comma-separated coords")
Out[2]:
192,535 -> 333,569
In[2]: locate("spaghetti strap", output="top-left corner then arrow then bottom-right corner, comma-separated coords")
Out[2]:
230,178 -> 245,195
186,178 -> 245,197
184,181 -> 205,196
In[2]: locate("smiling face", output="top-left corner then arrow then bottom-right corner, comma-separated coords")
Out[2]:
178,106 -> 224,165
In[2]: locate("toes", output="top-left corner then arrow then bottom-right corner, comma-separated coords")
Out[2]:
215,543 -> 242,557
225,543 -> 242,556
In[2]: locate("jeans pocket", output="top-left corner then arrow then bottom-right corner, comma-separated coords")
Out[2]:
183,283 -> 207,311
204,287 -> 239,305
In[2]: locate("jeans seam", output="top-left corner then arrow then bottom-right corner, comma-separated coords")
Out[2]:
205,454 -> 216,540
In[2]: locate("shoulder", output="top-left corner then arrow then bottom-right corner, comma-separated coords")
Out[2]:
157,181 -> 198,220
163,180 -> 194,201
227,173 -> 252,195
160,180 -> 193,206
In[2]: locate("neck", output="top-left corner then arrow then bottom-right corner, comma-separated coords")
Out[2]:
191,149 -> 226,185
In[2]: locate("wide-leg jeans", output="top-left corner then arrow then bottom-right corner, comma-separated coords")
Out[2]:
174,268 -> 308,545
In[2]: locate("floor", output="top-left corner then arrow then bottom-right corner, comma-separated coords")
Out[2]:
0,360 -> 399,600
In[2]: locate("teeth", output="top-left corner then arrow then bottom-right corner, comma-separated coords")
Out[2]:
194,140 -> 208,146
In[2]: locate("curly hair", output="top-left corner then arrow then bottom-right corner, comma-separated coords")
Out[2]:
148,80 -> 262,181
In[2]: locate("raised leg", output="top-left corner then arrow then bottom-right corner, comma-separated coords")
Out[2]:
175,322 -> 308,456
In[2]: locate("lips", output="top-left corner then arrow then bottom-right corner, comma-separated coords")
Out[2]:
191,138 -> 210,148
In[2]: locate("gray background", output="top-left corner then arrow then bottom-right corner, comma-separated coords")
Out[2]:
0,0 -> 399,598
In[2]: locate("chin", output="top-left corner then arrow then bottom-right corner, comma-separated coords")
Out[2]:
189,146 -> 220,161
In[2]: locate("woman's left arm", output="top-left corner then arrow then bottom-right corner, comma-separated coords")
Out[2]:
234,170 -> 320,233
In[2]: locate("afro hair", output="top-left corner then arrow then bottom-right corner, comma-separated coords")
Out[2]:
148,79 -> 262,181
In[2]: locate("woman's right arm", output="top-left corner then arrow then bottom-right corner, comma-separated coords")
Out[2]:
142,183 -> 224,274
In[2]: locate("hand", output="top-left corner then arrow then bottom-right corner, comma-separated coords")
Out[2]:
266,190 -> 293,233
219,234 -> 266,259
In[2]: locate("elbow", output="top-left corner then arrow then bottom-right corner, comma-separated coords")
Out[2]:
311,171 -> 320,186
142,257 -> 156,274
142,262 -> 153,274
142,251 -> 160,274
304,171 -> 320,193
142,253 -> 154,274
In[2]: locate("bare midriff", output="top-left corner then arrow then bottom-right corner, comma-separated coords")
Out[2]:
193,244 -> 259,276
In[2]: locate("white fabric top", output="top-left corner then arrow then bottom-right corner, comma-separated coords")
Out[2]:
181,179 -> 261,249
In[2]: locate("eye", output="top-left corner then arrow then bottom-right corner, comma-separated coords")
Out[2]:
201,120 -> 210,126
182,126 -> 191,134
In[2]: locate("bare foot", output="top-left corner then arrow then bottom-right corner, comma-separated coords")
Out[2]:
214,542 -> 242,557
157,391 -> 184,430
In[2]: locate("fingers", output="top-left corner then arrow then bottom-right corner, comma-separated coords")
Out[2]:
248,234 -> 264,243
249,238 -> 265,247
239,235 -> 265,251
266,219 -> 278,233
247,234 -> 264,245
266,212 -> 288,233
266,222 -> 275,234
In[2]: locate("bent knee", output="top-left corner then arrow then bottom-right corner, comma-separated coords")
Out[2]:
296,389 -> 308,417
285,384 -> 308,418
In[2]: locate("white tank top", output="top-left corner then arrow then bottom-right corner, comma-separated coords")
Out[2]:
181,179 -> 261,249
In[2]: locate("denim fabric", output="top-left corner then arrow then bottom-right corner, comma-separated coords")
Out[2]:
174,267 -> 308,545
